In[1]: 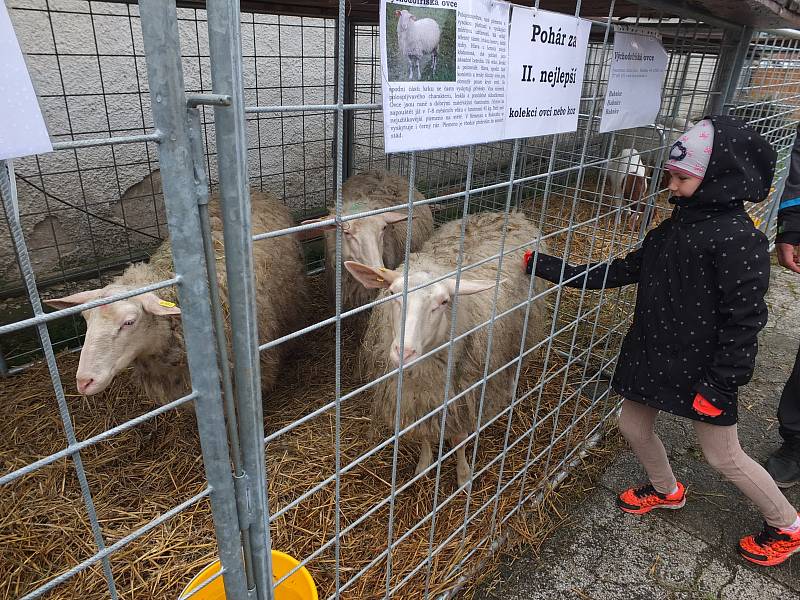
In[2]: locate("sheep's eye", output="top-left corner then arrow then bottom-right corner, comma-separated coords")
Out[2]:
441,298 -> 449,305
121,319 -> 136,328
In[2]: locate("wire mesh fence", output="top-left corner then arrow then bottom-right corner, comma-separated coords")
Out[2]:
2,1 -> 799,599
733,29 -> 800,238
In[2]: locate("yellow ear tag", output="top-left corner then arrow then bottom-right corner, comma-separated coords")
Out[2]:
159,300 -> 177,308
376,277 -> 385,283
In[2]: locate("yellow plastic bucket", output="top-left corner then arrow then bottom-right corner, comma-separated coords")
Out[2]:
178,551 -> 318,600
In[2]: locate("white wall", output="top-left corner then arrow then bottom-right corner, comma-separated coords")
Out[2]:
3,0 -> 336,287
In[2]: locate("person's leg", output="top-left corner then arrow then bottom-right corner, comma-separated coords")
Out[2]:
778,344 -> 800,440
695,421 -> 796,526
616,399 -> 686,514
617,399 -> 677,494
766,343 -> 800,487
694,421 -> 800,566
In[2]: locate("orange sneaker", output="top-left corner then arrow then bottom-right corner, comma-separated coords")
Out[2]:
738,517 -> 800,566
617,482 -> 686,514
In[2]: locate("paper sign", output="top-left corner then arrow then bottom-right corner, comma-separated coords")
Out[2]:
599,29 -> 668,133
0,0 -> 53,160
505,6 -> 591,139
381,1 -> 591,153
382,0 -> 511,153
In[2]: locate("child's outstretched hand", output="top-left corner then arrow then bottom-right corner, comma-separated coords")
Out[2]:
692,392 -> 723,417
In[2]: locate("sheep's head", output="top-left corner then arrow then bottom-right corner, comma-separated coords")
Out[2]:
302,210 -> 411,269
395,9 -> 416,31
45,287 -> 181,396
345,261 -> 498,368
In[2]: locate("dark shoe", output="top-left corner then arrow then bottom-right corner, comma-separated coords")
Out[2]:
617,482 -> 686,514
765,439 -> 800,489
739,516 -> 800,566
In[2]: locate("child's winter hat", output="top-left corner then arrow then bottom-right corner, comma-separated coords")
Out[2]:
666,119 -> 714,180
670,115 -> 776,214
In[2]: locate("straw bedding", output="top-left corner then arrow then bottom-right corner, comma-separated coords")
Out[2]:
0,179 -> 665,600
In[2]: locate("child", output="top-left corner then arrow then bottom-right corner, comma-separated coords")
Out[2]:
525,116 -> 800,566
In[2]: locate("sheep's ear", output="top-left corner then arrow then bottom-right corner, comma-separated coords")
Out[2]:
660,169 -> 671,189
383,211 -> 413,225
446,278 -> 501,296
44,289 -> 103,310
344,261 -> 398,289
140,293 -> 182,316
394,9 -> 401,17
300,214 -> 337,232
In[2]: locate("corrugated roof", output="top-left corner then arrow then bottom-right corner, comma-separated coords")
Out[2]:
98,1 -> 800,29
167,0 -> 800,28
680,0 -> 800,28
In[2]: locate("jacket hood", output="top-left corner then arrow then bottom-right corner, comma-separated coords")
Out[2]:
671,115 -> 776,216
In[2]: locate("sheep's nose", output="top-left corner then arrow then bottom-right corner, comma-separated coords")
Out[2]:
77,376 -> 94,395
391,343 -> 417,364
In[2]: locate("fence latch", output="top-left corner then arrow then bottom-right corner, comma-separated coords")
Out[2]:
233,470 -> 255,529
186,107 -> 210,206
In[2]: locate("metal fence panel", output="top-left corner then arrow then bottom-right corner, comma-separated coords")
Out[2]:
733,30 -> 800,238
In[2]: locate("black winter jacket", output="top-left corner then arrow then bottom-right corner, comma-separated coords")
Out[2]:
527,116 -> 776,425
777,123 -> 800,245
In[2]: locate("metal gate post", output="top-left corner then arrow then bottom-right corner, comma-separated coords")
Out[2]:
137,2 -> 250,599
205,2 -> 275,599
707,26 -> 753,115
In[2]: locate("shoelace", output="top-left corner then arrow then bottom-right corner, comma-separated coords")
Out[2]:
633,484 -> 663,499
753,523 -> 791,547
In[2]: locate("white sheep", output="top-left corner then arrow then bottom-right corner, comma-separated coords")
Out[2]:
45,190 -> 308,406
607,148 -> 653,231
345,211 -> 550,487
395,9 -> 441,81
302,171 -> 434,316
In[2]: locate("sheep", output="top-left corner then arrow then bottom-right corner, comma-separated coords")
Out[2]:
345,211 -> 550,487
606,148 -> 654,231
44,190 -> 308,407
395,9 -> 441,81
302,171 -> 434,316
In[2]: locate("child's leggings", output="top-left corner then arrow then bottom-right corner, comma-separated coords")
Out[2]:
618,399 -> 797,528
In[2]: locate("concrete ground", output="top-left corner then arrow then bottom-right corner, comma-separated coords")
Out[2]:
475,265 -> 800,600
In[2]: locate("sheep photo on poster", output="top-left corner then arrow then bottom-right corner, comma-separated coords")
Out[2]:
386,2 -> 456,82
